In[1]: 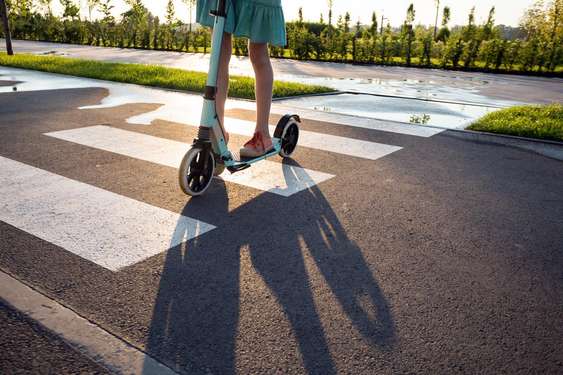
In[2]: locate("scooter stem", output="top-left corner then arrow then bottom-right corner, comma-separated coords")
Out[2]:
204,1 -> 228,97
197,0 -> 231,159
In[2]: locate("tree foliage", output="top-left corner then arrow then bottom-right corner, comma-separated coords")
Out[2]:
0,0 -> 561,74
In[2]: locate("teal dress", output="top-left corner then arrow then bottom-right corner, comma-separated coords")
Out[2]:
196,0 -> 286,46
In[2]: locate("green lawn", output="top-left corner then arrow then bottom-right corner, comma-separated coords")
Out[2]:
0,53 -> 334,99
468,103 -> 563,142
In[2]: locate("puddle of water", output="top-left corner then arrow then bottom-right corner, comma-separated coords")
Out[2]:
277,75 -> 521,108
286,75 -> 520,107
276,93 -> 497,129
0,66 -> 497,130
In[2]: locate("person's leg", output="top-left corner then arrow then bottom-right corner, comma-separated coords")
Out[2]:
248,41 -> 273,149
216,32 -> 232,143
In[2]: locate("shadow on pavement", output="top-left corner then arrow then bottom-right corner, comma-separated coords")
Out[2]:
143,160 -> 395,374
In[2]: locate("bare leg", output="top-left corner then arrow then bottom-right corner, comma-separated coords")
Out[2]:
216,33 -> 232,143
248,41 -> 273,149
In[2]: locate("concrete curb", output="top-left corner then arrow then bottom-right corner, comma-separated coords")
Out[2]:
442,128 -> 563,161
0,270 -> 182,375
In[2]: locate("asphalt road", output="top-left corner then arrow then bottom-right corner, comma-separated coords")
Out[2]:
0,85 -> 562,374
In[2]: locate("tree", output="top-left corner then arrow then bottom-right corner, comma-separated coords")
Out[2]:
181,0 -> 196,51
462,7 -> 477,67
479,39 -> 497,69
327,0 -> 333,26
333,15 -> 351,61
494,40 -> 507,70
61,0 -> 80,20
420,28 -> 433,66
442,30 -> 464,68
433,0 -> 440,40
0,0 -> 13,54
344,12 -> 350,33
504,40 -> 521,70
370,11 -> 378,38
546,0 -> 562,71
165,0 -> 176,49
436,6 -> 450,42
482,6 -> 496,40
520,0 -> 546,71
403,3 -> 415,66
37,0 -> 53,15
121,0 -> 148,48
98,0 -> 114,23
380,22 -> 391,62
352,19 -> 361,62
153,15 -> 159,49
87,0 -> 100,21
464,6 -> 495,68
181,0 -> 195,39
451,36 -> 464,68
165,0 -> 175,24
60,0 -> 83,43
290,22 -> 315,60
96,0 -> 114,45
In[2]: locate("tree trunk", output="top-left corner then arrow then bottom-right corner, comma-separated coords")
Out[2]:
188,3 -> 193,52
433,0 -> 440,40
0,0 -> 13,55
548,2 -> 561,71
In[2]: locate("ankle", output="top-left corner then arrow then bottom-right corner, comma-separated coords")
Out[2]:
255,130 -> 271,140
257,132 -> 272,147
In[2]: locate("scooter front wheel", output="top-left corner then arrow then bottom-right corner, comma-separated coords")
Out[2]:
179,147 -> 215,196
277,115 -> 300,158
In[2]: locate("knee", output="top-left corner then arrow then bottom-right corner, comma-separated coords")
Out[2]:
249,44 -> 270,70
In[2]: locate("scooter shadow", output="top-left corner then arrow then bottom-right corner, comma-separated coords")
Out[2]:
143,160 -> 395,374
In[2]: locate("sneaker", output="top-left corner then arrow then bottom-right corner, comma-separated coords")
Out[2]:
240,132 -> 273,158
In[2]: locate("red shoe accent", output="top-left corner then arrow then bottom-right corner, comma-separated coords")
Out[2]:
240,132 -> 273,157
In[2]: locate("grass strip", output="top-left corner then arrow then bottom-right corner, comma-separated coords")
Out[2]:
0,53 -> 334,99
468,103 -> 563,142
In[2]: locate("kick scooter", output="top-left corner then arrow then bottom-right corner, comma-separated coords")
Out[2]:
179,0 -> 300,196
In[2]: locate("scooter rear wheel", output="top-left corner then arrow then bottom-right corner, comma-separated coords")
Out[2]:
278,116 -> 300,158
179,147 -> 215,196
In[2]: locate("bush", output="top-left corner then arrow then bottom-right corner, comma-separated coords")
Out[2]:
468,103 -> 563,142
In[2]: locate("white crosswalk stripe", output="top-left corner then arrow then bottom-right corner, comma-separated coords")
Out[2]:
0,156 -> 216,271
128,110 -> 403,161
228,101 -> 445,138
45,125 -> 336,197
272,106 -> 445,138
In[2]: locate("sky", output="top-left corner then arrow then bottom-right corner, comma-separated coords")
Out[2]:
282,0 -> 538,27
57,0 -> 538,27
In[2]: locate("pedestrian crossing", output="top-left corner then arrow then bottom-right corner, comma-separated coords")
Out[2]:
0,156 -> 216,271
1,112 -> 429,271
45,125 -> 335,197
0,67 -> 446,272
4,117 -> 406,271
